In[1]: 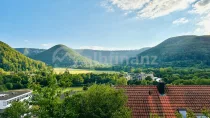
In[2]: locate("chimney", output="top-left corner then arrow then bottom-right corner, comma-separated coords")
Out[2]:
157,82 -> 166,95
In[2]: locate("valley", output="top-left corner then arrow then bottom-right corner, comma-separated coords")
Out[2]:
1,0 -> 210,117
54,68 -> 119,74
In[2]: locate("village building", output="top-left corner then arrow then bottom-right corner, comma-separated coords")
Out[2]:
0,90 -> 32,112
117,83 -> 210,118
126,72 -> 155,81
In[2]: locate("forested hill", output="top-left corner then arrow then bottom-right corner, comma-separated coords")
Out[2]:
32,44 -> 100,68
75,48 -> 150,64
135,35 -> 210,67
15,48 -> 45,57
16,47 -> 150,65
0,41 -> 47,71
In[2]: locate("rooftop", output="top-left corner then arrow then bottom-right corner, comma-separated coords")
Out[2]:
116,85 -> 210,118
0,90 -> 32,100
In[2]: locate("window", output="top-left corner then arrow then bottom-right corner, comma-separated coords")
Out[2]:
178,109 -> 207,118
178,109 -> 187,118
196,113 -> 207,118
3,101 -> 7,106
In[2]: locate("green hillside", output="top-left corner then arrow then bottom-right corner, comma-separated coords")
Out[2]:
134,35 -> 210,67
32,44 -> 100,68
75,48 -> 150,64
15,48 -> 45,57
0,41 -> 47,71
15,48 -> 150,65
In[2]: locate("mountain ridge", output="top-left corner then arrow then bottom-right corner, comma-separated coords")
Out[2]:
16,47 -> 150,65
134,35 -> 210,67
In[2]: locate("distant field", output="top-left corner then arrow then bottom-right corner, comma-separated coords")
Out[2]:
54,68 -> 119,74
62,87 -> 83,93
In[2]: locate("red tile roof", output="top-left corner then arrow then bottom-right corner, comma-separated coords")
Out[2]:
116,86 -> 210,118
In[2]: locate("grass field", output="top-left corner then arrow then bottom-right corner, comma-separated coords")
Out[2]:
54,68 -> 119,74
62,87 -> 83,93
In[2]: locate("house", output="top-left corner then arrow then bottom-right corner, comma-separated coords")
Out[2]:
0,90 -> 32,112
117,83 -> 210,118
153,77 -> 163,82
127,72 -> 154,80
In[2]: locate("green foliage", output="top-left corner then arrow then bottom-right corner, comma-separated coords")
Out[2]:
187,109 -> 196,118
202,108 -> 210,117
63,84 -> 131,118
126,68 -> 210,85
175,111 -> 183,118
0,41 -> 47,71
5,83 -> 13,90
1,101 -> 31,118
131,36 -> 210,68
2,83 -> 131,118
83,86 -> 88,91
150,113 -> 162,118
0,85 -> 7,92
30,83 -> 62,118
116,77 -> 127,85
145,76 -> 153,81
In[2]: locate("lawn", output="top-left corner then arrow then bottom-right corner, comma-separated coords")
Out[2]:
54,68 -> 119,74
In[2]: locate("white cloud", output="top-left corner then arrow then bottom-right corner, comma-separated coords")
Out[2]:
108,0 -> 150,11
173,17 -> 189,25
102,0 -> 196,18
101,0 -> 210,35
41,43 -> 54,49
190,0 -> 210,35
139,0 -> 196,18
101,0 -> 115,12
196,13 -> 210,34
191,0 -> 210,14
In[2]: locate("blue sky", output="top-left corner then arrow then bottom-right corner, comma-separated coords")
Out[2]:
0,0 -> 209,50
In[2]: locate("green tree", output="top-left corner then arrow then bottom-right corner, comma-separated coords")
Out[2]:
145,76 -> 153,81
63,84 -> 131,118
175,111 -> 183,118
30,83 -> 62,118
0,101 -> 31,118
5,83 -> 13,90
187,109 -> 196,118
202,108 -> 210,117
116,77 -> 127,85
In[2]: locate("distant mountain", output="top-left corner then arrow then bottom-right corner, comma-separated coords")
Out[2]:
133,35 -> 210,67
15,48 -> 46,57
32,45 -> 100,68
75,48 -> 150,64
15,47 -> 150,65
0,41 -> 47,71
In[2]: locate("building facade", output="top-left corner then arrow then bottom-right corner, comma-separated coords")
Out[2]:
0,90 -> 32,110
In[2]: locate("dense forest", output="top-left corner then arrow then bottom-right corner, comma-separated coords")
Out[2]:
128,36 -> 210,68
0,41 -> 47,71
